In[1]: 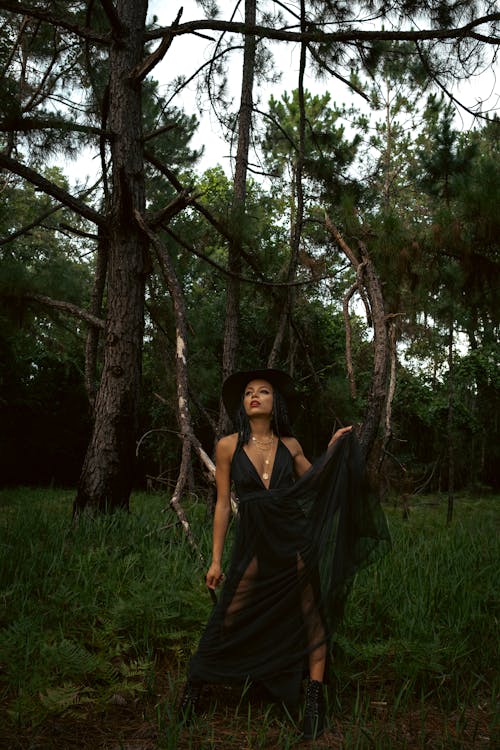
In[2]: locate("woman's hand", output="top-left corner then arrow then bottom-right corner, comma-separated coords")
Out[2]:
206,561 -> 225,590
328,425 -> 353,447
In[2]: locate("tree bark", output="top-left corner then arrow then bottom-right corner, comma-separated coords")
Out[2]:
356,239 -> 390,460
378,318 -> 398,479
84,229 -> 108,412
74,0 -> 148,514
217,0 -> 256,438
343,281 -> 358,398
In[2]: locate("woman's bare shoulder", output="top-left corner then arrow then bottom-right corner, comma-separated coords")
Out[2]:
216,433 -> 239,459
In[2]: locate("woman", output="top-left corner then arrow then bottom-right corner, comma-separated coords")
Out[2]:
180,368 -> 390,739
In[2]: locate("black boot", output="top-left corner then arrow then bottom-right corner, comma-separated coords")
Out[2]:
178,680 -> 203,724
302,679 -> 326,740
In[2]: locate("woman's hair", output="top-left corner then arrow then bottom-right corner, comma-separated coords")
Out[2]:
235,386 -> 294,445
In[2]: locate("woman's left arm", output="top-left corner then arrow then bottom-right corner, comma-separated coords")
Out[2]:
284,426 -> 353,478
281,436 -> 311,477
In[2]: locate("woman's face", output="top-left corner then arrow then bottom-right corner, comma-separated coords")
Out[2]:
243,379 -> 274,418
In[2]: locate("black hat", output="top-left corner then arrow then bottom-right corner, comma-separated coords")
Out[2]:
222,368 -> 297,420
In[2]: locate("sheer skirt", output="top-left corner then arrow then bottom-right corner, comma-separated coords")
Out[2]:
188,432 -> 390,707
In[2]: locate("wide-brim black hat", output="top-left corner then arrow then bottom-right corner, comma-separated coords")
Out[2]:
222,368 -> 297,421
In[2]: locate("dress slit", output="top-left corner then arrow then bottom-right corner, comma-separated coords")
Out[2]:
297,552 -> 327,658
188,432 -> 391,708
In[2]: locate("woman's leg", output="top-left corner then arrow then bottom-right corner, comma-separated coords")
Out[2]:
309,636 -> 327,681
297,553 -> 327,738
223,555 -> 258,631
297,553 -> 327,679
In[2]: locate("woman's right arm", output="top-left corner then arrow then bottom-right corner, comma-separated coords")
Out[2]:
206,436 -> 234,590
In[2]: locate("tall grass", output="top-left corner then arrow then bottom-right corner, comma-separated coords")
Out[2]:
337,497 -> 500,709
0,487 -> 213,726
0,487 -> 498,747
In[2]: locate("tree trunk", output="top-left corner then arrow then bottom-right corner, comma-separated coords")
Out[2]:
356,240 -> 390,460
325,216 -> 390,462
84,228 -> 107,412
379,319 -> 397,466
217,0 -> 256,438
268,4 -> 307,367
74,0 -> 148,514
447,319 -> 455,524
135,212 -> 198,528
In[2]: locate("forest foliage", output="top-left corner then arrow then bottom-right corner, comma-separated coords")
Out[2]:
0,1 -> 499,501
0,5 -> 499,745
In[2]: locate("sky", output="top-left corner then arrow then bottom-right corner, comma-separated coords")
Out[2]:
145,0 -> 499,172
146,0 -> 326,174
65,1 -> 499,184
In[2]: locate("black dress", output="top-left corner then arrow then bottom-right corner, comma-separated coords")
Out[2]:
188,431 -> 390,708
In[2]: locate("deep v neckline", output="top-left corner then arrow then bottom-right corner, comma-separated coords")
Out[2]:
242,439 -> 282,490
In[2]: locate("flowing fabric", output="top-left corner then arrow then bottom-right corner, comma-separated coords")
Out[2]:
188,431 -> 390,708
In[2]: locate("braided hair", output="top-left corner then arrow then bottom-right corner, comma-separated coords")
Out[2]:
235,386 -> 294,447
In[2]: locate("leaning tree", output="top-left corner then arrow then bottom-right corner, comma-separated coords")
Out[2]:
153,0 -> 499,461
0,0 -> 498,512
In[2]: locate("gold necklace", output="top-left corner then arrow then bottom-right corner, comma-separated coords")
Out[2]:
251,433 -> 275,481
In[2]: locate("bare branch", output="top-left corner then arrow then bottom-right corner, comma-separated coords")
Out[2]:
254,106 -> 299,154
145,152 -> 265,275
150,189 -> 194,227
470,30 -> 500,44
135,209 -> 213,545
145,148 -> 243,242
129,8 -> 183,84
415,40 -> 499,121
145,14 -> 500,45
0,152 -> 106,229
149,392 -> 217,481
145,150 -> 345,288
0,115 -> 107,137
0,14 -> 29,79
0,203 -> 62,246
23,38 -> 60,113
143,122 -> 176,143
324,212 -> 360,267
162,43 -> 243,110
325,214 -> 390,459
307,43 -> 370,102
57,223 -> 99,241
166,225 -> 339,289
25,293 -> 105,329
0,1 -> 111,44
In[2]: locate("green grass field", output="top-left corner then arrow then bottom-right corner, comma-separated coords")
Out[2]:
0,487 -> 498,749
